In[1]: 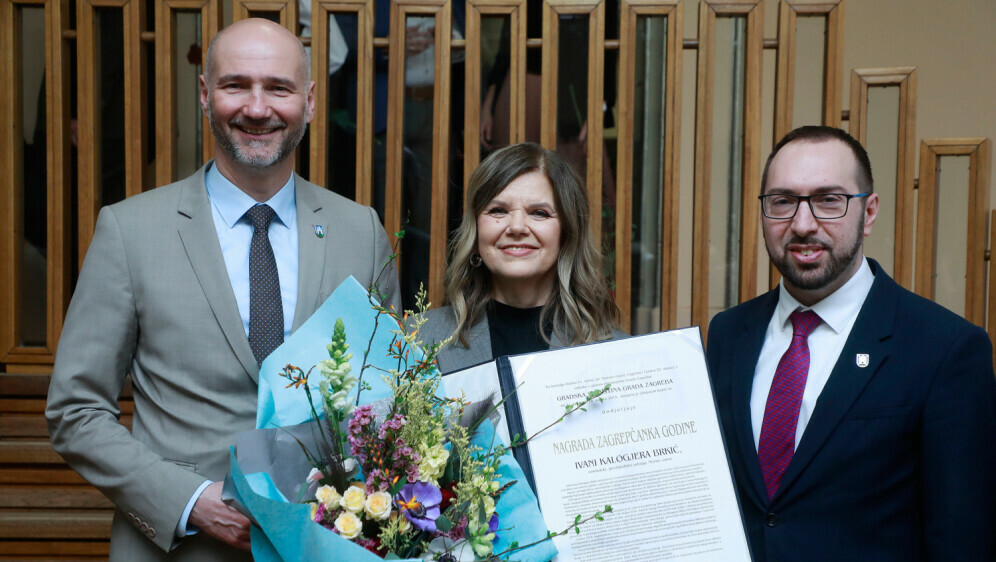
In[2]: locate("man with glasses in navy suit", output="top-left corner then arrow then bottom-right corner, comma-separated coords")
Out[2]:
707,125 -> 996,561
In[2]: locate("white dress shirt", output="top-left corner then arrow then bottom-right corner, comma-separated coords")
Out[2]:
750,258 -> 875,450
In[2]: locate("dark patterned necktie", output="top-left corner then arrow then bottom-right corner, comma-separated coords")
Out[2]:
245,204 -> 284,365
757,309 -> 822,500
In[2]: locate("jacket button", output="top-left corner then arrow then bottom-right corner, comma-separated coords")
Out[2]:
147,528 -> 157,539
765,513 -> 777,527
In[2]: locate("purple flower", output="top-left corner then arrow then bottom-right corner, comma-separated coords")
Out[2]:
394,481 -> 442,532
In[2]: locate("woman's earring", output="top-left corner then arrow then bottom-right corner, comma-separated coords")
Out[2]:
470,253 -> 483,268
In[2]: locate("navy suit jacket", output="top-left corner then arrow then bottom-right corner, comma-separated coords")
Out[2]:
706,259 -> 996,561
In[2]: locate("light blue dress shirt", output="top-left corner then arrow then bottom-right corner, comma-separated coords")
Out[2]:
205,162 -> 299,339
175,162 -> 300,539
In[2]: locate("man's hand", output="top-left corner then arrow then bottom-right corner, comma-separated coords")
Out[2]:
481,111 -> 494,148
480,84 -> 497,148
188,481 -> 251,551
405,23 -> 434,55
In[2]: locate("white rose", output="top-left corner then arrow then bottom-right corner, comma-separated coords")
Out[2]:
364,491 -> 393,520
340,485 -> 367,513
315,485 -> 342,508
334,511 -> 363,539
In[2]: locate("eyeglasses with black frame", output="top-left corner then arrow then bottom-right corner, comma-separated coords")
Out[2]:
758,193 -> 870,220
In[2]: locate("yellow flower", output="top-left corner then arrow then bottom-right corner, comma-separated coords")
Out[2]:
364,491 -> 393,520
315,485 -> 342,508
334,511 -> 363,540
340,485 -> 367,513
470,474 -> 499,494
417,444 -> 450,483
390,510 -> 412,533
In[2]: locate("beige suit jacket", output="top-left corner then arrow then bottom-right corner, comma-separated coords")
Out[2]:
45,164 -> 400,560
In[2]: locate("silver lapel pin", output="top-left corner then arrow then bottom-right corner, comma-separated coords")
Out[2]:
856,353 -> 870,368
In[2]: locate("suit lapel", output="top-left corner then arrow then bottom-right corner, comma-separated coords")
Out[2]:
292,177 -> 328,332
774,265 -> 896,501
444,316 -> 493,371
732,292 -> 779,506
176,167 -> 259,382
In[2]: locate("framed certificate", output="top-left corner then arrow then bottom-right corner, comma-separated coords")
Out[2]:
442,328 -> 752,561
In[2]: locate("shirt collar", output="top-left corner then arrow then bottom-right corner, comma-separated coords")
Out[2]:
204,161 -> 296,229
776,257 -> 875,334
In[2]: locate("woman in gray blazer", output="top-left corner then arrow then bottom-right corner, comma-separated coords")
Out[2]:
419,142 -> 622,373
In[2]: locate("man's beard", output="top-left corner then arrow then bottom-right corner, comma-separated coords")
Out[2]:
207,105 -> 306,169
768,220 -> 864,292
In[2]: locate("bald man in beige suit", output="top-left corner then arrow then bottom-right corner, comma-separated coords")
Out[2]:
46,19 -> 400,561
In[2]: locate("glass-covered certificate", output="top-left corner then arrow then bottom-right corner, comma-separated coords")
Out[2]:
442,328 -> 752,561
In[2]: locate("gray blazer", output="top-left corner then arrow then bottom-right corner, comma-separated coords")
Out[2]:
420,306 -> 627,374
45,164 -> 400,561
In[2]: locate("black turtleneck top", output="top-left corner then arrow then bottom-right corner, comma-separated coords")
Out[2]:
486,300 -> 555,358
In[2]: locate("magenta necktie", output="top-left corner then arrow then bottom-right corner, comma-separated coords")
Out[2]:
757,309 -> 822,500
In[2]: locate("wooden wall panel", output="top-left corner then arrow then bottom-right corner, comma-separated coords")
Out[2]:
691,0 -> 763,336
914,137 -> 991,327
385,0 -> 451,305
848,66 -> 917,289
463,0 -> 527,188
233,0 -> 297,28
0,373 -> 131,557
308,0 -> 375,205
615,0 -> 682,331
77,0 -> 147,266
774,0 -> 844,139
154,0 -> 221,186
770,0 -> 844,289
0,0 -> 23,367
1,0 -> 72,369
541,0 -> 605,242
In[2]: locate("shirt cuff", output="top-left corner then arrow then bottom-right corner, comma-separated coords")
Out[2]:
175,480 -> 212,539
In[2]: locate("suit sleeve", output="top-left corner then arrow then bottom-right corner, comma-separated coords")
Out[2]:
367,206 -> 402,311
45,207 -> 207,552
921,322 -> 996,560
705,312 -> 728,382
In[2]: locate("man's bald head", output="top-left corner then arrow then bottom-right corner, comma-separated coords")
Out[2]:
204,18 -> 310,86
199,17 -> 316,194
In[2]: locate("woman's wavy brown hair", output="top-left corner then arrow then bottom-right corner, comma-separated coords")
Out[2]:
444,142 -> 618,346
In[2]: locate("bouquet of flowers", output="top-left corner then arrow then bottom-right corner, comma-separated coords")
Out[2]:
281,303 -> 518,560
228,278 -> 609,561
